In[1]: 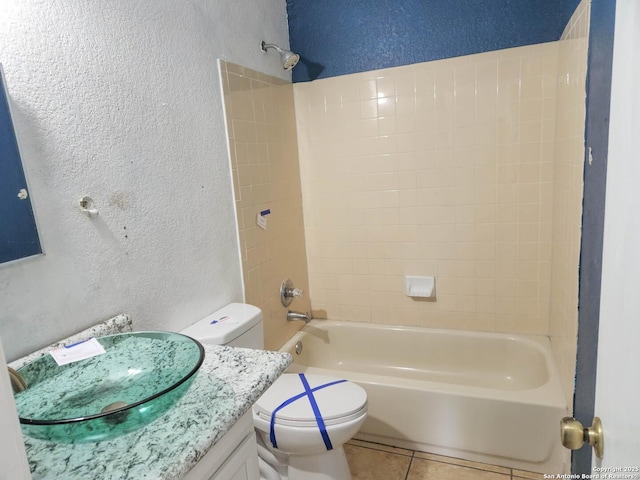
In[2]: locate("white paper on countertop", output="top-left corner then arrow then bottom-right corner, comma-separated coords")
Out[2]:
50,338 -> 106,366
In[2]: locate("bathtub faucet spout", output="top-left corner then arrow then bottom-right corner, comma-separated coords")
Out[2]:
287,310 -> 312,323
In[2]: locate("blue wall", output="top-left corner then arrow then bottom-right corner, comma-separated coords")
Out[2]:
287,0 -> 582,82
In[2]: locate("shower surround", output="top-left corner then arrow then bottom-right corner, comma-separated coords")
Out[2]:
222,1 -> 590,402
294,1 -> 589,402
295,42 -> 560,333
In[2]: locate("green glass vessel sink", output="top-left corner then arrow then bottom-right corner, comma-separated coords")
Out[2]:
14,332 -> 204,443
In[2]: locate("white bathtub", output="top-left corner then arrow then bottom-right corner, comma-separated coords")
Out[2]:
280,320 -> 568,473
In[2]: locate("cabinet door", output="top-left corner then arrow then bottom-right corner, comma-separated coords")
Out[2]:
210,433 -> 259,480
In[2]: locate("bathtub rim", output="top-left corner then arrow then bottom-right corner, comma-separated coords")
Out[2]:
279,319 -> 567,410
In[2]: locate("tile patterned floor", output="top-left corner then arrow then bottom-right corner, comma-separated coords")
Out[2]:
345,439 -> 545,480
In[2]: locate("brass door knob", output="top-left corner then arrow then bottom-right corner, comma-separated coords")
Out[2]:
560,416 -> 604,459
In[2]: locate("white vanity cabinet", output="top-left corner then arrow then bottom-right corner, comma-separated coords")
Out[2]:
183,411 -> 259,480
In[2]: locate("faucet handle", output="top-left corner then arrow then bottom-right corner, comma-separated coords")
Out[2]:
280,279 -> 304,307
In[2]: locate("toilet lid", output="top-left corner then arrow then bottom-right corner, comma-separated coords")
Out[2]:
253,373 -> 367,426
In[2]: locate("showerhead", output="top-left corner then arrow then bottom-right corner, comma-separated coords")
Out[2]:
260,41 -> 300,70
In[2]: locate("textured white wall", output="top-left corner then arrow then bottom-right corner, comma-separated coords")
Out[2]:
0,0 -> 292,360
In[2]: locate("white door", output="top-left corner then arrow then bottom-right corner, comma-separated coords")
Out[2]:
592,0 -> 640,469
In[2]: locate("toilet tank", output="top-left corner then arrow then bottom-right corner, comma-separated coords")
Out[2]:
180,303 -> 264,349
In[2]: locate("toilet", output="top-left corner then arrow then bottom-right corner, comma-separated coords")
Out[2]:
181,303 -> 368,480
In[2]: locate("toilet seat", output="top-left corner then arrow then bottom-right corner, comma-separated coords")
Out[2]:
253,373 -> 368,428
254,373 -> 368,452
255,405 -> 367,427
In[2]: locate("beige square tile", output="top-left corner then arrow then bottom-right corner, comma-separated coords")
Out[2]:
345,444 -> 411,480
395,74 -> 416,98
521,55 -> 543,78
520,121 -> 543,143
476,61 -> 498,90
498,57 -> 520,81
376,76 -> 396,99
521,77 -> 543,100
407,457 -> 510,480
359,78 -> 378,100
378,96 -> 396,116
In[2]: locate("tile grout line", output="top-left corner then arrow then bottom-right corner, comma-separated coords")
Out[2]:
404,451 -> 416,480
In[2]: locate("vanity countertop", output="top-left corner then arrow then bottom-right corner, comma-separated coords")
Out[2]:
14,322 -> 291,479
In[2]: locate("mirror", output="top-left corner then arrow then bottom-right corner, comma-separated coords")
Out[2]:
0,65 -> 42,263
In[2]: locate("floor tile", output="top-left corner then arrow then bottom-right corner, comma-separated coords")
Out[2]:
407,457 -> 511,480
348,439 -> 413,457
414,451 -> 511,474
513,470 -> 545,479
344,444 -> 411,480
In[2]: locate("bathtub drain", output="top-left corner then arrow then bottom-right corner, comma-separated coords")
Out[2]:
295,341 -> 303,355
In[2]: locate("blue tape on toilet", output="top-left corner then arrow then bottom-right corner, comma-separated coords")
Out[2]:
269,373 -> 347,451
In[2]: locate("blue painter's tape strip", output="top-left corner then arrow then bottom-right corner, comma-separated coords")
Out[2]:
269,391 -> 307,449
269,374 -> 347,450
298,373 -> 333,450
260,209 -> 271,216
64,338 -> 93,349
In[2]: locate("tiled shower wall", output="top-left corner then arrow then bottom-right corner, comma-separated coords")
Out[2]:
220,61 -> 310,350
221,5 -> 589,402
550,0 -> 590,405
294,42 -> 561,335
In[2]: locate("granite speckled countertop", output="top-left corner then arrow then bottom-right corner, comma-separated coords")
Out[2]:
10,315 -> 292,480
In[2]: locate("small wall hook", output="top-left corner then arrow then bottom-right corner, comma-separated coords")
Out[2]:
79,195 -> 98,217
